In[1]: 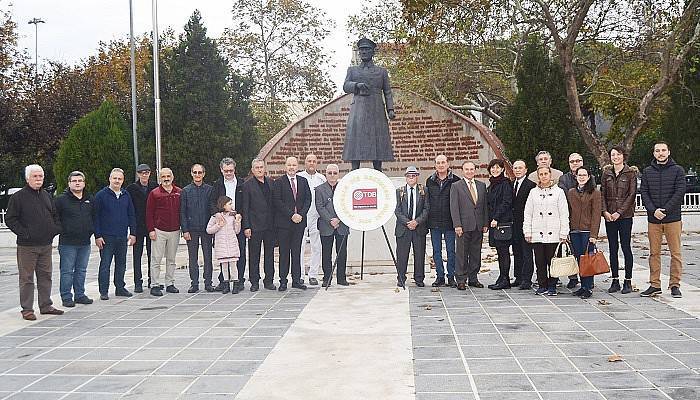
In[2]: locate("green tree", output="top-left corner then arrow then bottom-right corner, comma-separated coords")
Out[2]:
53,101 -> 133,194
497,37 -> 585,171
140,10 -> 257,184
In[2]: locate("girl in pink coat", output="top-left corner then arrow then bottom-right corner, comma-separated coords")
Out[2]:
206,196 -> 242,294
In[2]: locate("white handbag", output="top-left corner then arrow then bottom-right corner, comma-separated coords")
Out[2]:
549,242 -> 579,278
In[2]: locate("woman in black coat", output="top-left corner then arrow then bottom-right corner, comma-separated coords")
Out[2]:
487,159 -> 514,290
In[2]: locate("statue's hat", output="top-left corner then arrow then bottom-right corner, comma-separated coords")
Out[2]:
357,37 -> 377,49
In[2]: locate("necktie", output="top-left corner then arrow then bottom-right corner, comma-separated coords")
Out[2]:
291,177 -> 298,213
409,187 -> 414,220
468,180 -> 478,204
514,180 -> 519,197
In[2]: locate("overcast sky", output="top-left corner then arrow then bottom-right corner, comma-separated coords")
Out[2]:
9,0 -> 368,94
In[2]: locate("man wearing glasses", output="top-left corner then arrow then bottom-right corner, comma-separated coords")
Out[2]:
126,164 -> 158,292
210,158 -> 247,291
181,164 -> 214,293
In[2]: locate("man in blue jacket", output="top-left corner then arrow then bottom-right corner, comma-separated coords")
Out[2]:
639,141 -> 686,298
94,168 -> 137,300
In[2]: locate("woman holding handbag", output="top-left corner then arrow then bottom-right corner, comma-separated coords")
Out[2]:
523,166 -> 570,296
566,166 -> 602,299
486,159 -> 514,290
601,146 -> 637,294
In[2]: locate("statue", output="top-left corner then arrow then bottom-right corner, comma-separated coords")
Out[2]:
342,38 -> 396,172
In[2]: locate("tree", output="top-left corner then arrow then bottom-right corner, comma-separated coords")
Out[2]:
221,0 -> 336,139
139,10 -> 257,184
53,101 -> 134,194
497,37 -> 585,170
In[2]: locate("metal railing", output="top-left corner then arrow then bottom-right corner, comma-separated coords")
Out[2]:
635,193 -> 700,213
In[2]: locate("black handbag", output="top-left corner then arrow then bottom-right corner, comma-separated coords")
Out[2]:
490,224 -> 512,241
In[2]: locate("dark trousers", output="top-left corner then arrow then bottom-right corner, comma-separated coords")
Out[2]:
17,245 -> 54,312
456,229 -> 483,283
532,242 -> 558,289
278,225 -> 305,284
350,160 -> 382,171
495,245 -> 511,284
249,229 -> 276,284
99,235 -> 127,295
132,233 -> 151,287
321,232 -> 348,283
512,225 -> 534,284
570,231 -> 594,290
606,217 -> 634,280
396,230 -> 426,283
218,231 -> 247,284
186,231 -> 213,287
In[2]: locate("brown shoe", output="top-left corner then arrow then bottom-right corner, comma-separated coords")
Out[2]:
21,310 -> 36,321
457,282 -> 467,290
40,307 -> 64,315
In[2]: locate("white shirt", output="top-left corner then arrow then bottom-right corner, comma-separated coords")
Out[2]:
224,178 -> 237,210
514,176 -> 526,197
406,184 -> 418,219
110,187 -> 123,199
298,170 -> 327,220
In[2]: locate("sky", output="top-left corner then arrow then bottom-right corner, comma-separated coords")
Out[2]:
9,0 -> 368,95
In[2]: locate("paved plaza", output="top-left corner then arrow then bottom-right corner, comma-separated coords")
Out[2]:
0,232 -> 697,399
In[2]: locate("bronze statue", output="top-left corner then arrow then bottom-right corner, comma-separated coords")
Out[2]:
342,38 -> 395,172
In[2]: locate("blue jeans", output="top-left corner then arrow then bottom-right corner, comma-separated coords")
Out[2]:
98,235 -> 127,295
570,231 -> 594,290
430,228 -> 456,279
58,244 -> 91,302
605,218 -> 633,279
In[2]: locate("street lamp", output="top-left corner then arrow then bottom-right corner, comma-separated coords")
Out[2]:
27,18 -> 45,84
152,0 -> 162,173
129,0 -> 139,177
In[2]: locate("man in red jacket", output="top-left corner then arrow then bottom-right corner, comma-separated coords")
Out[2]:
146,168 -> 182,296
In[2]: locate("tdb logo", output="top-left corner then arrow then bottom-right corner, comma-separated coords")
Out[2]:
352,188 -> 378,210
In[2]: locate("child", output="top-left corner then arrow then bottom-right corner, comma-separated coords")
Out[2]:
206,196 -> 242,294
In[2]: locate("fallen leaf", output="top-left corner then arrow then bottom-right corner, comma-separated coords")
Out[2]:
431,288 -> 441,293
437,318 -> 444,322
598,300 -> 611,305
608,354 -> 624,362
479,268 -> 491,273
424,305 -> 432,310
394,288 -> 400,293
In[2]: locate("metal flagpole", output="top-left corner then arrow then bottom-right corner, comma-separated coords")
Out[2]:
151,0 -> 162,172
129,0 -> 139,177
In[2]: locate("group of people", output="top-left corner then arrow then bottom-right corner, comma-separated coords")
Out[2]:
6,141 -> 686,321
395,142 -> 686,302
6,155 -> 348,321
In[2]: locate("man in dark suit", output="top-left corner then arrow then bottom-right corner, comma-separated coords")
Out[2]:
210,157 -> 247,291
272,156 -> 312,291
315,164 -> 350,287
242,159 -> 276,291
125,163 -> 158,292
511,160 -> 536,289
395,166 -> 430,287
450,161 -> 488,289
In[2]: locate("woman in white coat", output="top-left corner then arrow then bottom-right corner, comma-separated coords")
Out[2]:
523,166 -> 570,296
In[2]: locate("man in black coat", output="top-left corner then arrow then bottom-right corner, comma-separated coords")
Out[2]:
511,160 -> 536,289
639,141 -> 686,298
395,166 -> 430,287
272,156 -> 312,291
242,159 -> 277,291
425,154 -> 461,288
125,163 -> 158,292
180,163 -> 214,293
209,157 -> 247,291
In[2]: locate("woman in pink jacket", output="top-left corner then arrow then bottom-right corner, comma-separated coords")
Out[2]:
207,196 -> 242,294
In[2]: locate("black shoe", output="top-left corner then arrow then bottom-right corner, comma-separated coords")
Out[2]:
62,300 -> 75,308
205,284 -> 214,292
432,277 -> 445,287
150,287 -> 163,297
100,294 -> 109,300
468,281 -> 484,288
322,280 -> 331,287
511,279 -> 522,287
337,280 -> 349,286
235,281 -> 245,291
165,285 -> 179,294
214,282 -> 224,292
518,283 -> 532,290
278,283 -> 288,292
115,289 -> 132,297
222,282 -> 231,294
232,282 -> 241,294
416,281 -> 425,287
309,278 -> 319,286
264,282 -> 277,291
188,286 -> 199,293
134,285 -> 143,293
447,276 -> 457,288
621,279 -> 632,294
397,279 -> 406,288
572,288 -> 585,296
292,282 -> 308,290
579,289 -> 592,299
671,287 -> 682,298
608,279 -> 620,293
566,279 -> 579,289
74,296 -> 93,305
158,284 -> 165,289
640,286 -> 662,297
250,283 -> 259,292
490,281 -> 511,290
